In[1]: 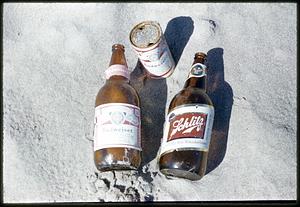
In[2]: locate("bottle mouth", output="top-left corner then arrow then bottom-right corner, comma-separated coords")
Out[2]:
112,44 -> 125,51
194,52 -> 207,59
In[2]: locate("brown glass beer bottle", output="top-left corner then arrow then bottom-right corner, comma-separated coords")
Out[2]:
158,52 -> 214,180
93,44 -> 141,171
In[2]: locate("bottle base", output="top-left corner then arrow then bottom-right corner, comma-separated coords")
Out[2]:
158,150 -> 208,181
160,168 -> 203,181
94,147 -> 141,172
97,163 -> 138,172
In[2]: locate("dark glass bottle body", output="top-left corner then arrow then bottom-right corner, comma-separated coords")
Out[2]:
94,44 -> 141,171
159,52 -> 213,180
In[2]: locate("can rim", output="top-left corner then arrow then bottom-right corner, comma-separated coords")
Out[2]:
129,20 -> 162,50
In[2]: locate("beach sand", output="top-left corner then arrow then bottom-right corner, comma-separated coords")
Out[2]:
3,3 -> 296,202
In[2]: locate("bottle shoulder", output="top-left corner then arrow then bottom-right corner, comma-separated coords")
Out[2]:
169,87 -> 213,111
95,80 -> 140,107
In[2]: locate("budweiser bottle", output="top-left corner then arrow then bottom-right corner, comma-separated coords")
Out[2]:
93,44 -> 141,171
158,52 -> 214,180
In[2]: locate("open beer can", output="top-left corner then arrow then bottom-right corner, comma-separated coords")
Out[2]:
129,21 -> 175,79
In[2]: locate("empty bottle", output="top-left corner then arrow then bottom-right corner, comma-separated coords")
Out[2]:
158,52 -> 215,180
93,44 -> 142,171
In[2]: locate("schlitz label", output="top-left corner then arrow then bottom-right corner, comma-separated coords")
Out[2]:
167,112 -> 207,141
159,104 -> 214,156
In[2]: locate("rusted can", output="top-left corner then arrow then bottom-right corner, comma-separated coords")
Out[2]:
129,21 -> 175,79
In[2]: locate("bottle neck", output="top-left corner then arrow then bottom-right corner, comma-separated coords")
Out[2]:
183,53 -> 207,91
107,75 -> 128,82
106,44 -> 129,81
109,45 -> 128,67
184,76 -> 206,90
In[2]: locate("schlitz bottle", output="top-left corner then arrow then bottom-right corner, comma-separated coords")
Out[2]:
158,52 -> 214,180
94,44 -> 141,171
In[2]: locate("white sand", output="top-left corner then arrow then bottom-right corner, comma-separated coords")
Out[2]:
3,3 -> 296,202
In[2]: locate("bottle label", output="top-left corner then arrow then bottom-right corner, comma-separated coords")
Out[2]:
187,63 -> 207,79
105,64 -> 130,79
159,104 -> 214,157
93,103 -> 141,151
133,36 -> 175,78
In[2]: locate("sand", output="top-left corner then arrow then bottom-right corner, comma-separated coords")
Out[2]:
3,3 -> 296,202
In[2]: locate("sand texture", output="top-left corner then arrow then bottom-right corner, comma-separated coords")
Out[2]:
3,3 -> 296,202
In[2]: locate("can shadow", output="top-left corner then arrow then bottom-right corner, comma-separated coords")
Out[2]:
205,48 -> 233,174
164,16 -> 194,67
130,61 -> 167,165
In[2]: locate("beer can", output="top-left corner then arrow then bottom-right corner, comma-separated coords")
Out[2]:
129,21 -> 175,79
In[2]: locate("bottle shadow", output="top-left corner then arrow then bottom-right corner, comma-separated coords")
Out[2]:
130,16 -> 194,166
205,48 -> 234,174
130,61 -> 167,166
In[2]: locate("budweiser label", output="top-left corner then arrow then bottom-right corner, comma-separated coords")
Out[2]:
159,104 -> 214,156
188,63 -> 207,79
105,64 -> 130,79
135,36 -> 175,77
93,103 -> 141,151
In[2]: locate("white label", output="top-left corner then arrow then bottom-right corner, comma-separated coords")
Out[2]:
104,64 -> 130,79
187,63 -> 207,79
159,104 -> 214,157
93,103 -> 141,151
135,37 -> 175,77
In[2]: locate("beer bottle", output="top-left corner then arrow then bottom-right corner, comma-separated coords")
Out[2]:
94,44 -> 141,171
158,52 -> 214,180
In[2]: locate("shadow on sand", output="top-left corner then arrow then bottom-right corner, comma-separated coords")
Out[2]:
205,48 -> 233,174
